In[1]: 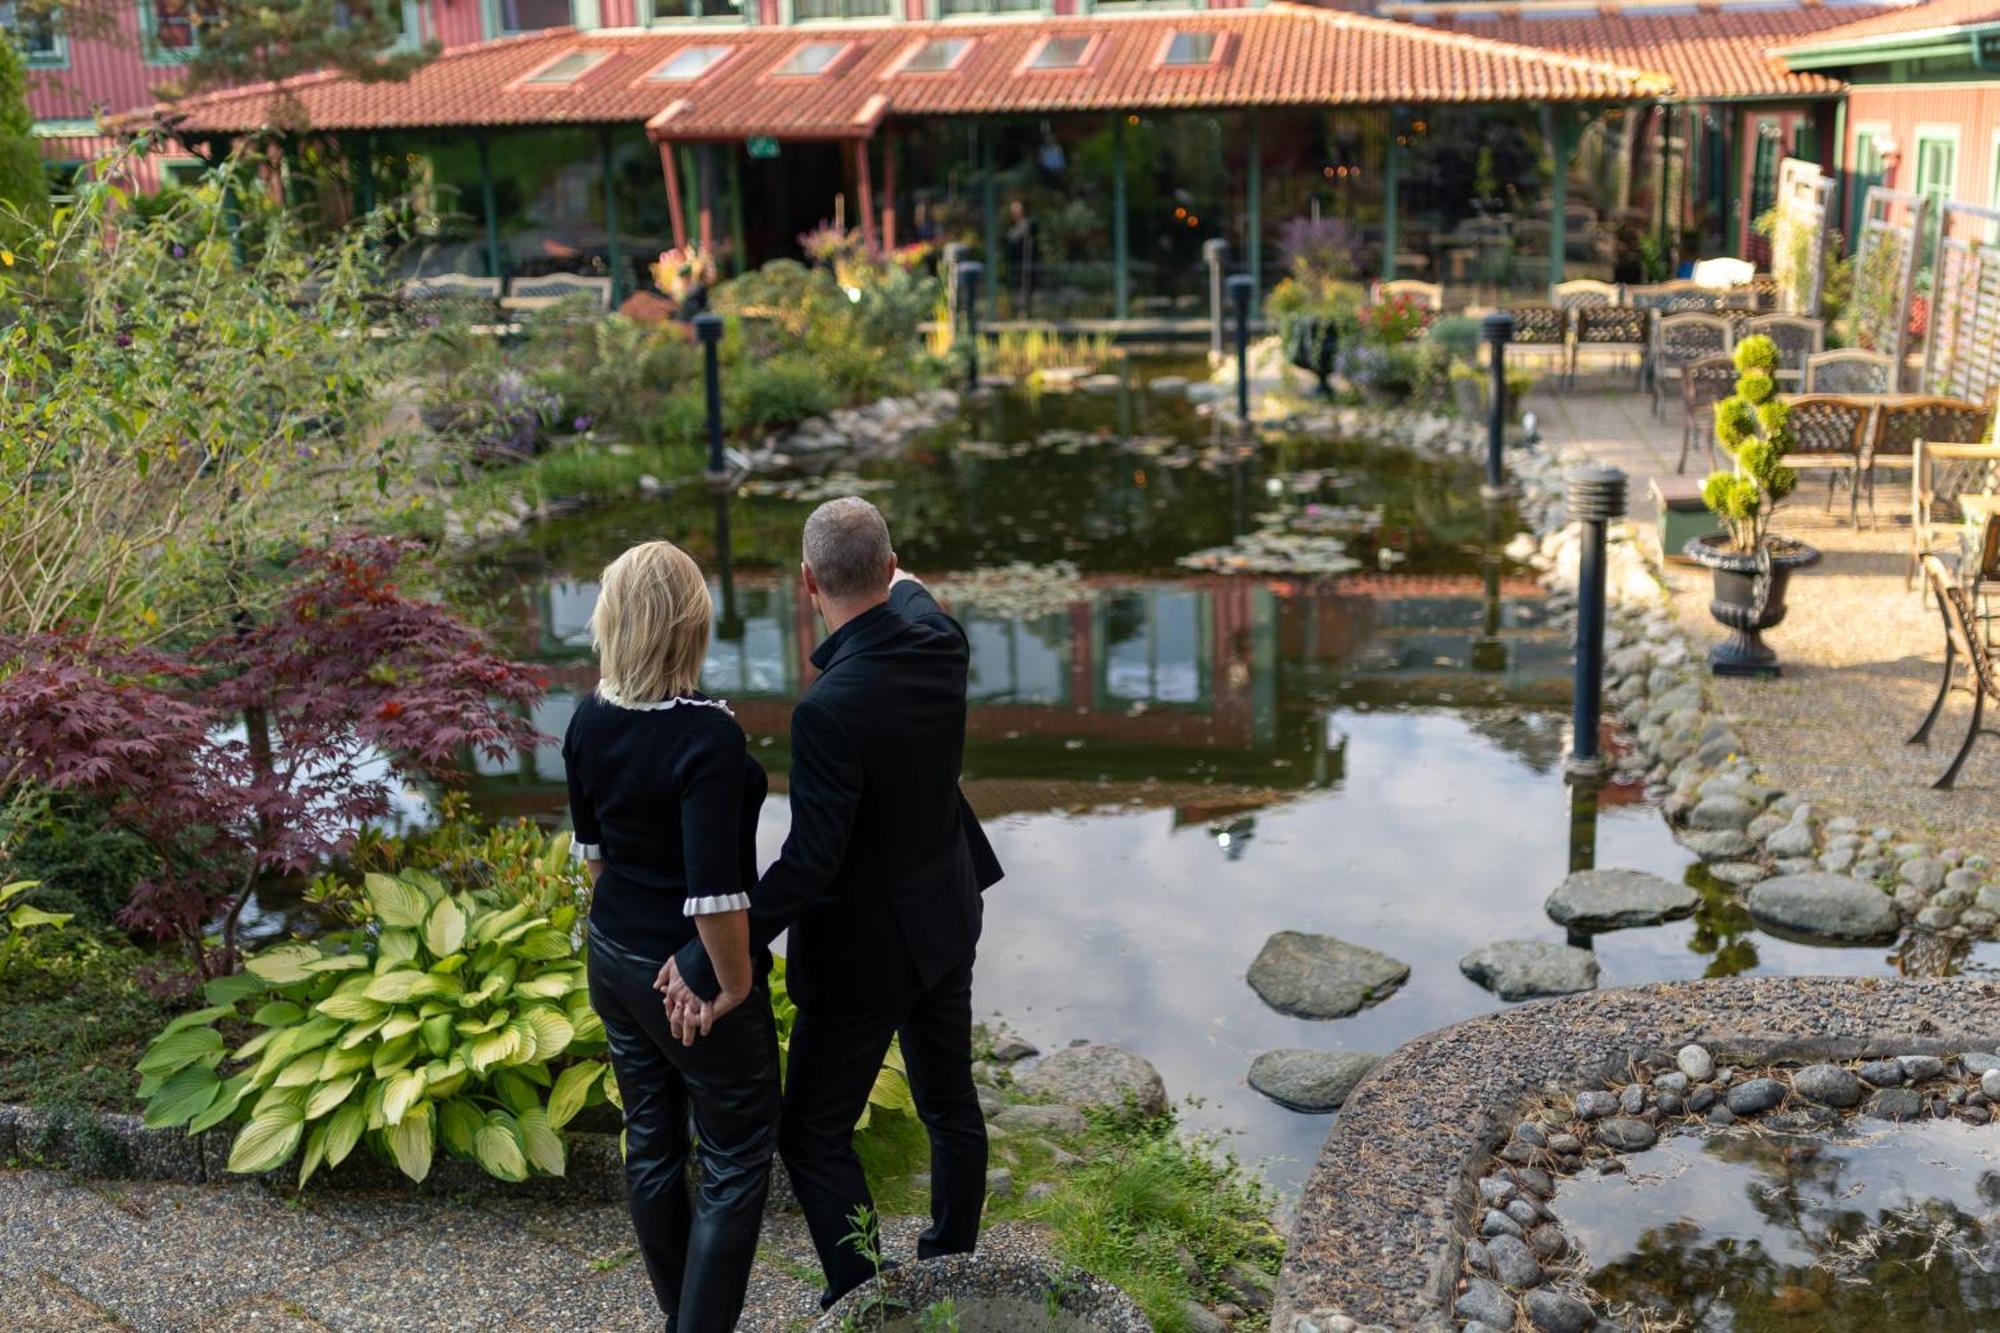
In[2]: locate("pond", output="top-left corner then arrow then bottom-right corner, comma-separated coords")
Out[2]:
442,359 -> 1995,1194
1548,1119 -> 2000,1329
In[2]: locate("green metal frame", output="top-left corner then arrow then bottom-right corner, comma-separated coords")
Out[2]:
1111,113 -> 1129,319
1245,111 -> 1261,318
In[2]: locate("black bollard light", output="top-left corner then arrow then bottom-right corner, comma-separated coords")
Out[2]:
1226,273 -> 1255,424
694,312 -> 726,487
1564,463 -> 1628,782
1480,311 -> 1515,501
1203,238 -> 1230,362
956,260 -> 984,393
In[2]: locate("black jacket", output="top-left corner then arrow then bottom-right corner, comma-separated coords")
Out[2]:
677,579 -> 1002,1011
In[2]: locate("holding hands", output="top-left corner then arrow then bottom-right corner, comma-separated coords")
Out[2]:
655,956 -> 747,1046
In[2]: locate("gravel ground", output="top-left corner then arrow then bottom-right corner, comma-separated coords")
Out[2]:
0,1169 -> 1051,1332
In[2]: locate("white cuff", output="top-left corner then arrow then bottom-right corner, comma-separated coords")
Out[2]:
684,893 -> 751,916
571,839 -> 601,863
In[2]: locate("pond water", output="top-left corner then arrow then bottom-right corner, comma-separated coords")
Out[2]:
442,360 -> 1994,1194
1549,1119 -> 2000,1330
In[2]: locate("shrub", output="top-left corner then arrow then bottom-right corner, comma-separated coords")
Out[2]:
1703,334 -> 1798,552
1427,316 -> 1482,363
728,357 -> 836,434
0,36 -> 47,221
0,878 -> 69,971
0,929 -> 187,1112
136,850 -> 611,1187
0,793 -> 159,926
1277,215 -> 1360,285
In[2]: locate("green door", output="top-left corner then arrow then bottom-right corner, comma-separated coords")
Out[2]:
1914,130 -> 1958,269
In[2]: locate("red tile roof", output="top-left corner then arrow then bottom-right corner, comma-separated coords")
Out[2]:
1773,0 -> 2000,50
1382,0 -> 1898,99
155,4 -> 1669,140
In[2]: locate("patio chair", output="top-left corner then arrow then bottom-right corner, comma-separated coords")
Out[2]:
1864,396 -> 1990,528
1741,314 -> 1825,387
1505,303 -> 1569,374
501,273 -> 613,315
1784,394 -> 1876,527
1551,279 -> 1620,310
399,273 -> 504,325
1650,312 -> 1733,418
1910,439 -> 2000,589
1907,553 -> 2000,789
1629,280 -> 1727,315
1678,355 -> 1737,475
1567,305 -> 1650,390
1747,274 -> 1782,313
1804,349 -> 1894,395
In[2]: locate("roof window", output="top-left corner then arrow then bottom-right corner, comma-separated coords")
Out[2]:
1163,31 -> 1218,66
1026,34 -> 1093,69
523,49 -> 610,84
900,36 -> 972,73
649,45 -> 732,81
775,40 -> 848,76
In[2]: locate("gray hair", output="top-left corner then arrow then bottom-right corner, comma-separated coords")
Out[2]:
802,497 -> 894,601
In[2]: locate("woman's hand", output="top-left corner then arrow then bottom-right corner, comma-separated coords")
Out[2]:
673,906 -> 751,1046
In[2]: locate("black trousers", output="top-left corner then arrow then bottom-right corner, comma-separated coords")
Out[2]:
589,925 -> 780,1333
779,950 -> 987,1307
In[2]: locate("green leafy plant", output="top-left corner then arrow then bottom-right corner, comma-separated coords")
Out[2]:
1704,334 -> 1798,553
135,850 -> 611,1187
769,955 -> 913,1129
0,878 -> 69,971
917,1297 -> 961,1333
840,1202 -> 907,1328
0,33 -> 48,223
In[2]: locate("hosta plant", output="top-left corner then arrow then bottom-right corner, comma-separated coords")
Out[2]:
136,865 -> 610,1187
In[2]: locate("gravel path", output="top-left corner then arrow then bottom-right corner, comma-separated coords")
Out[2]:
0,1169 -> 1049,1332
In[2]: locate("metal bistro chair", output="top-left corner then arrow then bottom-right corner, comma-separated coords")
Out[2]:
1679,354 -> 1737,475
1910,439 -> 2000,589
1650,313 -> 1733,418
1785,394 -> 1876,527
1741,314 -> 1825,388
1864,397 -> 1991,528
1908,553 -> 2000,789
1805,349 -> 1895,395
399,273 -> 504,326
501,273 -> 613,316
1568,305 -> 1649,390
1506,302 -> 1569,374
1629,280 -> 1728,315
1551,278 -> 1620,310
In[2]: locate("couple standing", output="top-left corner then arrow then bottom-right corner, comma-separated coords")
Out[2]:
563,497 -> 1004,1332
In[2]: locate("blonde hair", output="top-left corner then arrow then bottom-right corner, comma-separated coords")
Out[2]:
589,541 -> 712,706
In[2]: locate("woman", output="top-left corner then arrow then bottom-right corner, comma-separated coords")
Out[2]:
564,540 -> 777,1333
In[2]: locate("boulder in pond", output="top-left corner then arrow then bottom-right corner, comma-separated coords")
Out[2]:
1746,874 -> 1901,943
1016,1043 -> 1167,1117
1545,869 -> 1699,932
1458,940 -> 1600,1000
1247,931 -> 1409,1019
1246,1049 -> 1379,1113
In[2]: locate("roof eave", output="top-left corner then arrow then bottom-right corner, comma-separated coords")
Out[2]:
1780,21 -> 2000,70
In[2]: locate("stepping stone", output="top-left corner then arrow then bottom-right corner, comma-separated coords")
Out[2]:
1246,1049 -> 1380,1113
1546,869 -> 1699,932
1247,931 -> 1409,1019
1747,874 -> 1901,943
1458,940 -> 1600,1000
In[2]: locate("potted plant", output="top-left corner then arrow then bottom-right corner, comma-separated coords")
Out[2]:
1683,334 -> 1821,677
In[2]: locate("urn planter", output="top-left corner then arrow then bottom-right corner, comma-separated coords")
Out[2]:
1682,532 -> 1820,677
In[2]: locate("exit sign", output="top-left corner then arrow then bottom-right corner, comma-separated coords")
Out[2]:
746,136 -> 780,159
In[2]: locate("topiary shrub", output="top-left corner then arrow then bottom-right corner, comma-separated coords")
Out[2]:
1704,334 -> 1798,553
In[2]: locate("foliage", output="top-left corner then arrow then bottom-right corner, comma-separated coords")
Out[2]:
1427,315 -> 1482,364
977,328 -> 1114,382
136,846 -> 611,1187
519,313 -> 699,445
1850,228 -> 1908,353
0,879 -> 68,972
0,35 -> 47,222
422,359 -> 564,463
1704,335 -> 1799,552
0,791 -> 158,926
0,928 -> 189,1112
0,536 -> 543,972
728,358 -> 837,435
0,151 -> 399,643
651,245 -> 717,308
1355,295 -> 1427,348
1276,215 -> 1359,284
1638,232 -> 1671,284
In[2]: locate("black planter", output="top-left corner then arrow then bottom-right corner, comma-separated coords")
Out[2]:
1682,532 -> 1821,677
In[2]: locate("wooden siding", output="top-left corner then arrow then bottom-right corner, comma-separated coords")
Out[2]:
1845,82 -> 2000,214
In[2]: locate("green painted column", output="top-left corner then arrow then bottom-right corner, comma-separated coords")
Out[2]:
1544,107 -> 1576,292
600,127 -> 622,306
477,133 -> 503,281
1381,113 -> 1403,284
1112,114 -> 1129,320
980,123 -> 999,320
728,150 -> 746,276
1246,111 -> 1262,320
1831,97 -> 1848,257
356,132 -> 375,217
680,146 -> 702,247
1724,109 -> 1744,256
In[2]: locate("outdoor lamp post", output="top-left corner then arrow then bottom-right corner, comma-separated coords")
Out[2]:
1204,239 -> 1230,362
1481,311 -> 1515,500
1565,463 -> 1628,783
694,312 -> 726,487
1227,274 -> 1255,424
956,260 -> 984,392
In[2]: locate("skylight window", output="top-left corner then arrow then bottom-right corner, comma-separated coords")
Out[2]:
524,49 -> 610,83
901,37 -> 971,73
1027,35 -> 1093,70
1163,32 -> 1218,66
650,45 -> 731,81
775,40 -> 847,77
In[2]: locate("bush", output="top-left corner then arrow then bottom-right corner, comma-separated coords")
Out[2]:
136,842 -> 612,1187
0,36 -> 47,221
1703,334 -> 1798,552
1428,316 -> 1482,363
728,357 -> 836,434
0,930 -> 188,1112
0,794 -> 159,927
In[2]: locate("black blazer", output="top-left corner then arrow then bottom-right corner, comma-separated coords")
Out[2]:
677,578 -> 1002,1011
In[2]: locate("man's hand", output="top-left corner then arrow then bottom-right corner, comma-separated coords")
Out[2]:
890,567 -> 921,588
663,981 -> 746,1046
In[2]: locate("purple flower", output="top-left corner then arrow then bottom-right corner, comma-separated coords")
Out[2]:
572,415 -> 593,433
116,332 -> 132,347
171,243 -> 185,258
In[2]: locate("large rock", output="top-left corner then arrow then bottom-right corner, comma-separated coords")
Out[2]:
1747,874 -> 1902,943
1016,1044 -> 1167,1117
1459,940 -> 1600,1000
1247,1049 -> 1379,1113
1546,869 -> 1699,932
1248,931 -> 1410,1019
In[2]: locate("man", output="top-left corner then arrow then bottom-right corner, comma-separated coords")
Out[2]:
660,496 -> 1003,1309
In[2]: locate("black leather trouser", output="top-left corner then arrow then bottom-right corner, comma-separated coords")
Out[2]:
589,925 -> 780,1333
779,950 -> 987,1308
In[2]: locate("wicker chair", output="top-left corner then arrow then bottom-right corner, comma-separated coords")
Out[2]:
1784,394 -> 1876,527
399,273 -> 504,324
1804,349 -> 1894,395
1629,280 -> 1728,314
1908,553 -> 2000,789
1567,305 -> 1649,390
1506,302 -> 1569,373
1911,440 -> 2000,589
1678,355 -> 1737,475
1551,279 -> 1620,310
501,273 -> 613,315
1863,397 -> 1991,528
1741,314 -> 1825,387
1650,313 -> 1733,417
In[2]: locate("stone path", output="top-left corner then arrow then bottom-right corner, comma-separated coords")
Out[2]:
0,1169 -> 1048,1332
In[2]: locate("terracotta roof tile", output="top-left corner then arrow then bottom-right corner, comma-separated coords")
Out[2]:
1384,0 -> 1898,99
157,4 -> 1669,139
1772,0 -> 2000,50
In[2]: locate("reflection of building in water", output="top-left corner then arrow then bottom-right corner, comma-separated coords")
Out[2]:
474,568 -> 1571,821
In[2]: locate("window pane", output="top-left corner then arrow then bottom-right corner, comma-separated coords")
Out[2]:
0,1 -> 59,56
652,0 -> 742,17
1029,35 -> 1092,68
650,45 -> 732,79
526,49 -> 609,82
503,0 -> 572,31
1163,32 -> 1215,65
775,39 -> 846,75
901,37 -> 969,72
794,0 -> 889,15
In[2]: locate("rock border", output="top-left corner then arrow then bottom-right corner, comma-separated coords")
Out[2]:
811,1254 -> 1152,1333
1270,975 -> 2000,1331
